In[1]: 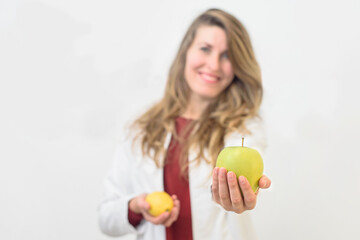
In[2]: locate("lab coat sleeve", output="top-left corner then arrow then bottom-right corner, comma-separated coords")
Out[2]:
98,141 -> 139,236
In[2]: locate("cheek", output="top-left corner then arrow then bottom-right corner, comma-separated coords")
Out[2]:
223,62 -> 234,78
186,51 -> 203,72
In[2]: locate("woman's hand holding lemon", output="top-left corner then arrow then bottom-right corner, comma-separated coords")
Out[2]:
128,192 -> 180,227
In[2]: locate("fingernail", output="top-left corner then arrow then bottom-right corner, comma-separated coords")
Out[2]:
239,176 -> 245,184
227,172 -> 234,180
263,180 -> 267,187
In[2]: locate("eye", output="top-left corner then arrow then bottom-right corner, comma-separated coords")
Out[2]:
200,46 -> 210,53
221,52 -> 229,59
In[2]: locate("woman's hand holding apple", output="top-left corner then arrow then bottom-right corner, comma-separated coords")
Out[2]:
128,194 -> 180,227
211,167 -> 271,214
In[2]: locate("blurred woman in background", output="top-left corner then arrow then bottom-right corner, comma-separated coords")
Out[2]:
99,8 -> 271,240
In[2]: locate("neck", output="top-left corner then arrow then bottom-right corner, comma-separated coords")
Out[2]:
181,95 -> 213,120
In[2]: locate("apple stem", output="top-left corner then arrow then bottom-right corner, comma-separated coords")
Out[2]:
242,137 -> 244,147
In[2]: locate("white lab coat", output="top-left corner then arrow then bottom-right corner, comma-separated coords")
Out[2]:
98,118 -> 266,240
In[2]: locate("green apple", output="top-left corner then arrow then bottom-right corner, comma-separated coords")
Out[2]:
216,138 -> 263,192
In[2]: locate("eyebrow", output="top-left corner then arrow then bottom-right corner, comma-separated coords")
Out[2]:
197,42 -> 228,53
198,42 -> 212,48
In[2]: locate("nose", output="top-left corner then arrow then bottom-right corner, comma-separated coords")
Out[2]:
207,54 -> 220,71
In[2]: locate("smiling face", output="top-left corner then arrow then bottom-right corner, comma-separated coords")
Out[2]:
184,25 -> 234,102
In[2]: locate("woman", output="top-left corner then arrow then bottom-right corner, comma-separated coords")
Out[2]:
99,8 -> 271,240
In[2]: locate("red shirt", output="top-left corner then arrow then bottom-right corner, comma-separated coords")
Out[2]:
128,117 -> 193,240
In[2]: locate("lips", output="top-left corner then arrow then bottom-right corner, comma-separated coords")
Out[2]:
199,71 -> 220,83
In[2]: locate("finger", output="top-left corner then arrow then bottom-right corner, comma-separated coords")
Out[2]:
169,195 -> 180,220
163,210 -> 176,227
239,176 -> 257,210
259,175 -> 271,189
212,167 -> 220,203
218,168 -> 232,209
129,194 -> 147,214
140,198 -> 150,211
171,194 -> 179,202
164,200 -> 180,227
164,197 -> 180,227
227,171 -> 244,213
142,210 -> 171,225
134,196 -> 150,214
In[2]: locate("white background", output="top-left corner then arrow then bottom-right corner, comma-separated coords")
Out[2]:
1,0 -> 359,239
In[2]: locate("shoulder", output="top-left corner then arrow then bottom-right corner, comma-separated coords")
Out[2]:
225,116 -> 267,156
112,131 -> 140,162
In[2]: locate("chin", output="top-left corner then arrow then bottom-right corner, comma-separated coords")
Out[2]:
198,93 -> 220,100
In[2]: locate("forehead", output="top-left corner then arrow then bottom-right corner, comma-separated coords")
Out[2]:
192,25 -> 228,50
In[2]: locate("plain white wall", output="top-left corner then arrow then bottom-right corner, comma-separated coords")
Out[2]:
1,0 -> 359,239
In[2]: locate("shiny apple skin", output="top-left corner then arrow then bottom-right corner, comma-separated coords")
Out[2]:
216,146 -> 263,192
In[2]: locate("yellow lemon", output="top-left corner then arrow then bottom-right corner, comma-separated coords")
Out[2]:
145,191 -> 174,217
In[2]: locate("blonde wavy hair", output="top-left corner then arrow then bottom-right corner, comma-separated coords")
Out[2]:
131,8 -> 262,177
